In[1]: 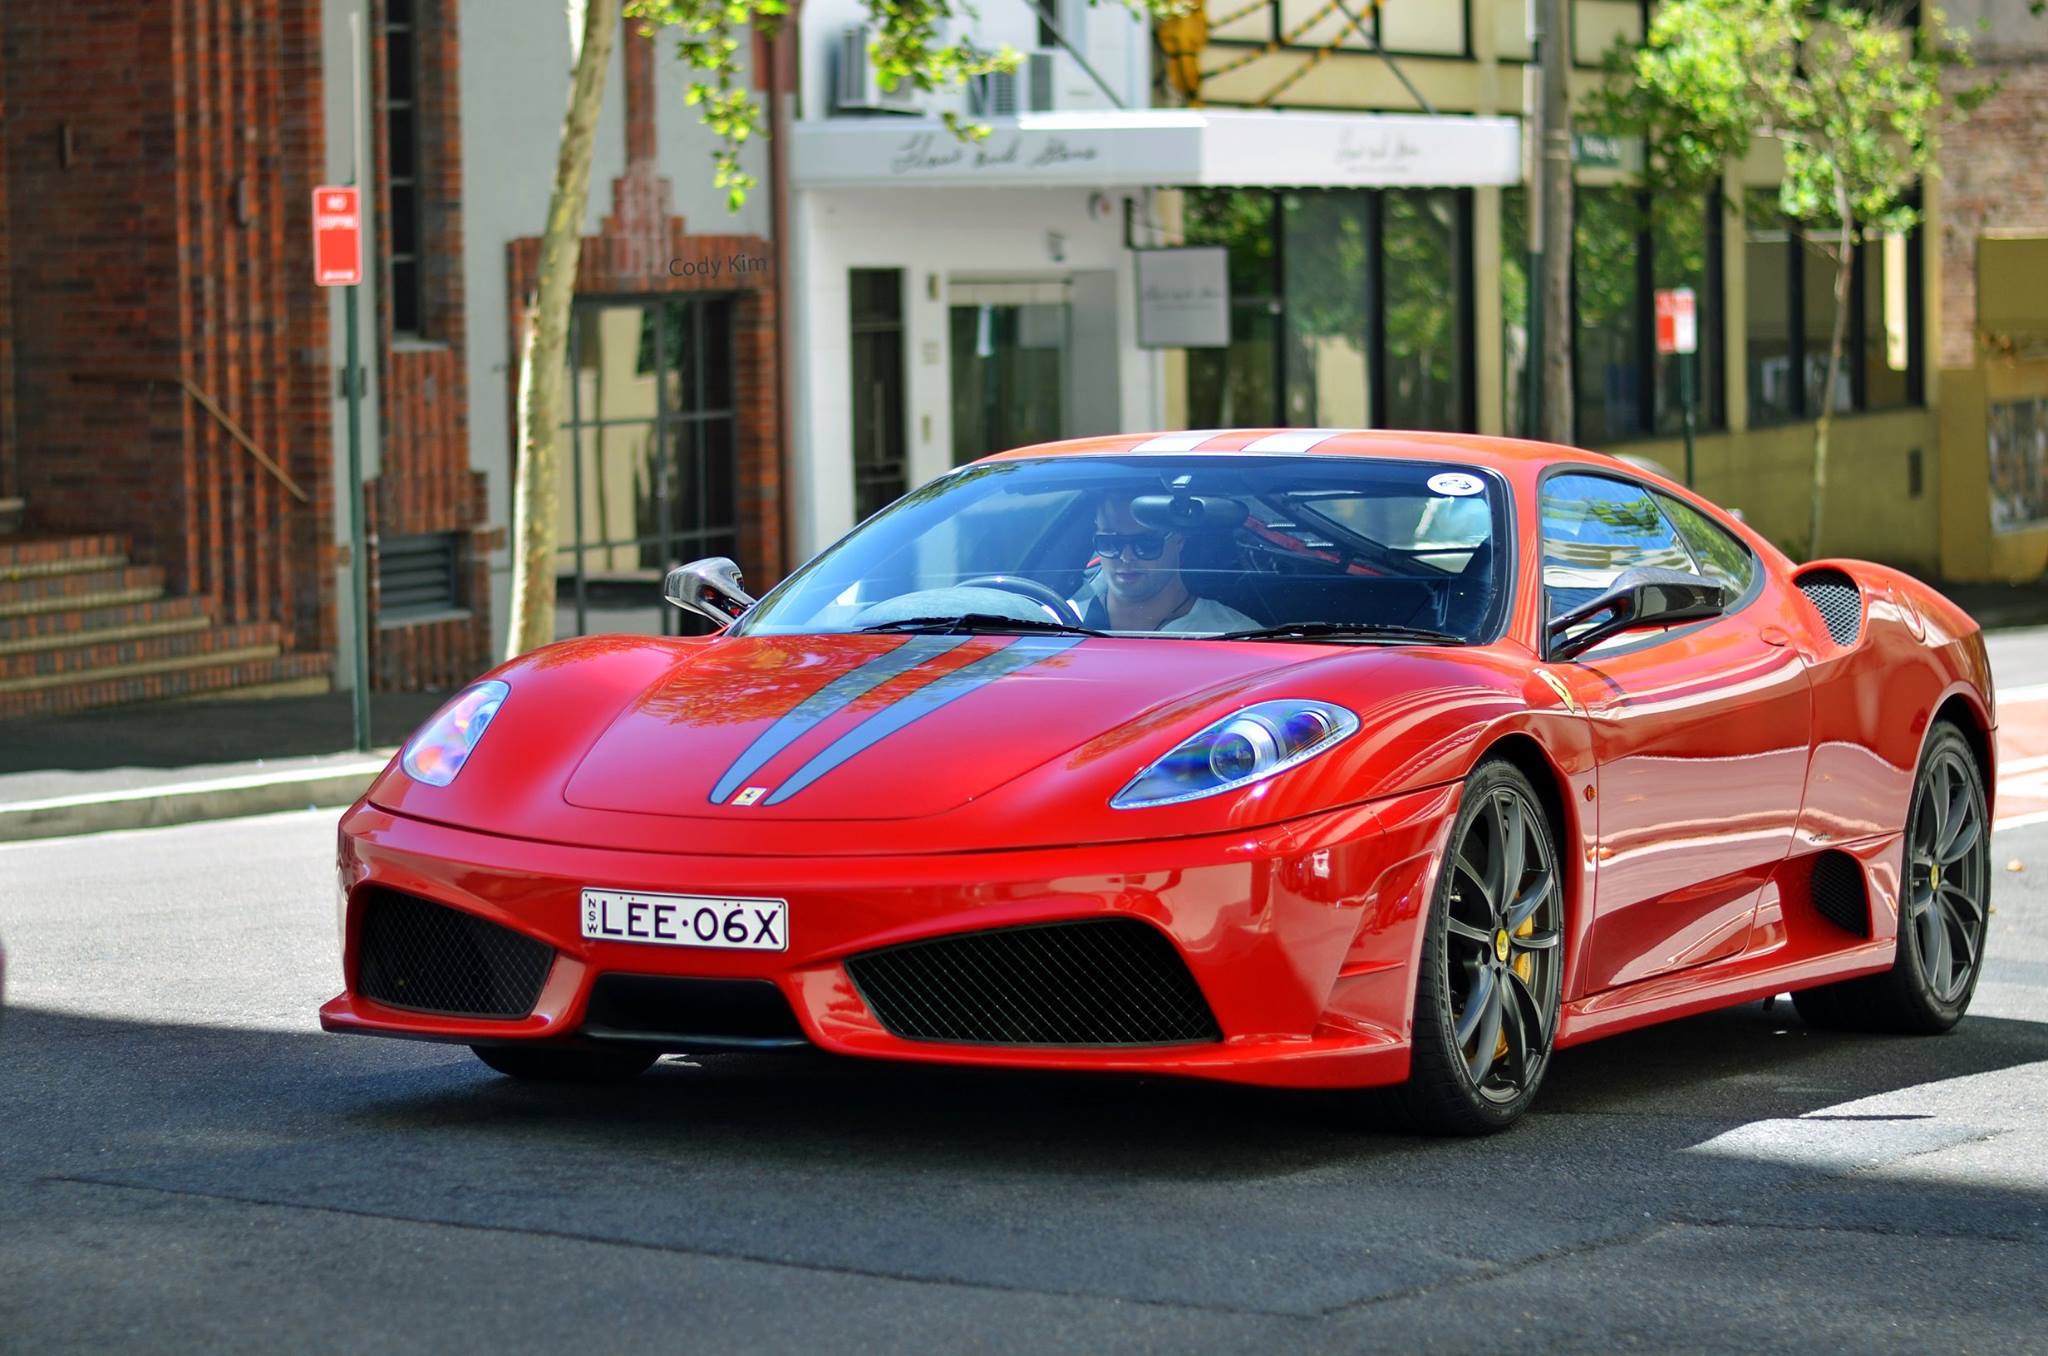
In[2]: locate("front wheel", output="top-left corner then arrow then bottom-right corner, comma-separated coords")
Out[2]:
1389,760 -> 1565,1135
471,1043 -> 659,1083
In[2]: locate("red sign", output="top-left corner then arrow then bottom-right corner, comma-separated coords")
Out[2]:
312,186 -> 361,287
1654,287 -> 1697,356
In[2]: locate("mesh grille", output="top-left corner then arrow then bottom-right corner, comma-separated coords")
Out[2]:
1797,569 -> 1863,646
356,890 -> 554,1019
1811,852 -> 1869,936
846,919 -> 1221,1046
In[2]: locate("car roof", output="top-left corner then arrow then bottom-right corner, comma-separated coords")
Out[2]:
978,429 -> 1629,478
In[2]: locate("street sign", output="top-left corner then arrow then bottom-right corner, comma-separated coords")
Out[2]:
312,186 -> 362,287
1655,287 -> 1698,356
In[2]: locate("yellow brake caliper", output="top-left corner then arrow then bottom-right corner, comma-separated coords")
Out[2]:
1496,915 -> 1535,1063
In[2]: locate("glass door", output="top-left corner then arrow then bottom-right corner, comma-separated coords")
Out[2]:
557,295 -> 739,637
948,281 -> 1070,465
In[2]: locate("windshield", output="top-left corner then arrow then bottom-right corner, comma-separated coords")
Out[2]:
738,455 -> 1509,643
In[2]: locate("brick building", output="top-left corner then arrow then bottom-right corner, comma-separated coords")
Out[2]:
0,0 -> 785,719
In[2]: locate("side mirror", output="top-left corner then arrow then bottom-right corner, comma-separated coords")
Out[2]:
664,557 -> 757,629
1546,567 -> 1726,661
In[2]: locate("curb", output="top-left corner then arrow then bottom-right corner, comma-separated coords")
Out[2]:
0,759 -> 390,843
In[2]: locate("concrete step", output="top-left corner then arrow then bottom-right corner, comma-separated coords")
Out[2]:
0,595 -> 211,647
0,532 -> 124,568
0,620 -> 279,682
0,565 -> 166,618
0,649 -> 332,720
0,552 -> 130,585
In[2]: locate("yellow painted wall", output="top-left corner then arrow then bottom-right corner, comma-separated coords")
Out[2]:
1608,411 -> 1940,569
1939,360 -> 2048,582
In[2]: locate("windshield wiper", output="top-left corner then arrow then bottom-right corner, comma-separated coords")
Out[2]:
855,613 -> 1106,637
1214,621 -> 1467,645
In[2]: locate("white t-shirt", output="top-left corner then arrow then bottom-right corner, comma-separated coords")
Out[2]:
1070,584 -> 1259,635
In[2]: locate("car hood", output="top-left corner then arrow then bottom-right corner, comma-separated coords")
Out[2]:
561,631 -> 1305,822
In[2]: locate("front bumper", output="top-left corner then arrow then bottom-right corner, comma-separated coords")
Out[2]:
320,785 -> 1456,1089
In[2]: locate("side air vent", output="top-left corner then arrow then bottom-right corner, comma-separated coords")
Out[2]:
1810,851 -> 1870,936
1796,568 -> 1863,646
847,919 -> 1222,1047
356,890 -> 554,1019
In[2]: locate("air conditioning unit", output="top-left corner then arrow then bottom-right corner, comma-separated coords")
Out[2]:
970,51 -> 1118,116
834,25 -> 923,115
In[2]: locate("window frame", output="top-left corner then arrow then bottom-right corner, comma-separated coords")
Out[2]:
1533,464 -> 1764,660
1743,189 -> 1925,428
380,0 -> 427,339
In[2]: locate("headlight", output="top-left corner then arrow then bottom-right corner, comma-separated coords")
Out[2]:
1111,699 -> 1359,809
400,680 -> 509,786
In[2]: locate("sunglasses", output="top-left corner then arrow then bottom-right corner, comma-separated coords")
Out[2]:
1094,531 -> 1170,562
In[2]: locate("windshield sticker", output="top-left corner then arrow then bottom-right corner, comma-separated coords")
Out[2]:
1427,472 -> 1484,497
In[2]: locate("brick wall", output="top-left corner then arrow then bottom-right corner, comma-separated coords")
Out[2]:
0,44 -> 13,501
1939,61 -> 2048,369
366,0 -> 492,689
0,0 -> 335,657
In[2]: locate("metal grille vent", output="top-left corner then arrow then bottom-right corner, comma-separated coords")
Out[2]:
846,919 -> 1221,1047
356,890 -> 553,1019
1796,568 -> 1863,646
1811,851 -> 1870,936
378,532 -> 463,621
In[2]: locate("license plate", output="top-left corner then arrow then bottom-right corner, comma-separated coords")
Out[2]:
580,889 -> 788,951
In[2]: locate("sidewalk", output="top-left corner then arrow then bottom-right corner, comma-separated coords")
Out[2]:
0,690 -> 449,841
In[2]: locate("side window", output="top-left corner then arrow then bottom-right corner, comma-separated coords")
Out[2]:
1656,492 -> 1758,598
1539,473 -> 1698,618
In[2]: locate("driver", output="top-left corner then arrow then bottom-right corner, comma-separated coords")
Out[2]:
1076,494 -> 1258,634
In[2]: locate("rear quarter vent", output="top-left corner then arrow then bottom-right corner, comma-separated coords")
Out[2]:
1795,568 -> 1864,647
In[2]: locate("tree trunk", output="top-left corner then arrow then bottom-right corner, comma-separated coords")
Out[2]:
1806,193 -> 1854,562
505,0 -> 620,659
1538,0 -> 1575,444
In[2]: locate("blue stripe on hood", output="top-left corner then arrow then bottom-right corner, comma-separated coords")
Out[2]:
762,635 -> 1087,806
707,635 -> 971,804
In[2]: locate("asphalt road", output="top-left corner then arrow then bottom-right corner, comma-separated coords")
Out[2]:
4,639 -> 2048,1352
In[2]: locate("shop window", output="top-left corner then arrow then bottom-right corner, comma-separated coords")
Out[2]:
382,0 -> 425,337
1281,190 -> 1371,427
1383,189 -> 1469,431
849,269 -> 907,521
1744,189 -> 1924,426
1183,190 -> 1282,428
1574,188 -> 1643,446
1508,186 -> 1723,446
1651,191 -> 1723,434
1183,187 -> 1472,432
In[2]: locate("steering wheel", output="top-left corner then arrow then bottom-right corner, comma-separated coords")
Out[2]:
959,574 -> 1085,627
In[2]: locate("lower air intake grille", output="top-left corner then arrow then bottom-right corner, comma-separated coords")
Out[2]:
846,919 -> 1221,1046
356,890 -> 554,1019
1811,851 -> 1870,936
1797,569 -> 1863,646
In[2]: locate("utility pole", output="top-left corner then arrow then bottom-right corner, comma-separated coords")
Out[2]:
1529,0 -> 1574,445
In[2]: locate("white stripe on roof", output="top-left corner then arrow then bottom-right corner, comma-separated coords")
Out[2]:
1239,429 -> 1352,453
1129,429 -> 1230,453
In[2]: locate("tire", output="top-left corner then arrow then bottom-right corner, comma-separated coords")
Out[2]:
1793,721 -> 1990,1035
471,1043 -> 660,1083
1388,759 -> 1566,1135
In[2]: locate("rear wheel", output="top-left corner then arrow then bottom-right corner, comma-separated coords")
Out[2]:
1389,760 -> 1565,1135
1793,722 -> 1989,1034
471,1044 -> 659,1083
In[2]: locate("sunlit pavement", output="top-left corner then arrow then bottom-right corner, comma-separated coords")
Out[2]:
1,633 -> 2046,1351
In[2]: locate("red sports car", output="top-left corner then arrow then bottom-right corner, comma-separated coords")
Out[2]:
322,431 -> 1995,1134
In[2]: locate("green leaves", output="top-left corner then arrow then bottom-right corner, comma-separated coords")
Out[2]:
626,0 -> 1189,211
1581,0 -> 1992,241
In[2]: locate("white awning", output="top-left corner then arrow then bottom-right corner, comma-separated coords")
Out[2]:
790,109 -> 1522,191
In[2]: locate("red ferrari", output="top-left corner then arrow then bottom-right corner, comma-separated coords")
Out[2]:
323,431 -> 1995,1134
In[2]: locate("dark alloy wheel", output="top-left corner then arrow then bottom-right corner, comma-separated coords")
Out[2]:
471,1043 -> 660,1083
1391,760 -> 1565,1134
1795,722 -> 1990,1034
